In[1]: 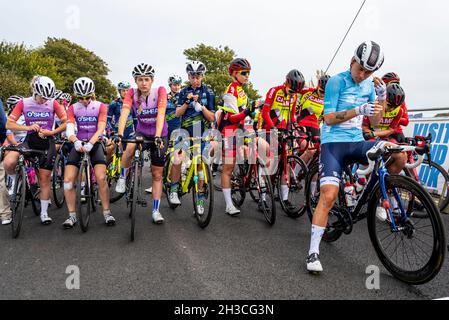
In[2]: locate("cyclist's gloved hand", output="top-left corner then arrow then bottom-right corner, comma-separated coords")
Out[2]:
155,137 -> 164,149
74,140 -> 83,152
363,131 -> 376,141
194,102 -> 204,113
112,135 -> 122,144
355,103 -> 376,116
84,143 -> 94,153
374,78 -> 387,101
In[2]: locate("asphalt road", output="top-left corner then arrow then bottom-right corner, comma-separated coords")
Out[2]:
1,168 -> 449,300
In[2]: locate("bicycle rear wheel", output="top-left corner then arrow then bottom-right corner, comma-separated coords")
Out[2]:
368,175 -> 446,285
212,163 -> 223,192
77,161 -> 92,233
30,182 -> 41,216
11,167 -> 26,239
52,154 -> 65,208
231,165 -> 246,208
192,158 -> 214,229
130,161 -> 139,242
278,156 -> 308,218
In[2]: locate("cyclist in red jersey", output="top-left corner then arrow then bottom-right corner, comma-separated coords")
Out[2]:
363,83 -> 407,144
382,72 -> 409,143
259,70 -> 305,209
218,58 -> 254,216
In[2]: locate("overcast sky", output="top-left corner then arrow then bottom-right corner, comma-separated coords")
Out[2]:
1,0 -> 448,111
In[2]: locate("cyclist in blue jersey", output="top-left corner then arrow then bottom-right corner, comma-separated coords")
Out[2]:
167,61 -> 215,208
306,41 -> 407,274
107,82 -> 134,139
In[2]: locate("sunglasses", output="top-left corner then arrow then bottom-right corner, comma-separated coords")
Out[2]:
188,72 -> 204,78
239,71 -> 251,77
77,96 -> 93,101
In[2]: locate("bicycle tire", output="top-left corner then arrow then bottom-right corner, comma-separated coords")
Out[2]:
405,160 -> 449,212
52,154 -> 65,208
192,158 -> 214,229
231,165 -> 246,208
11,166 -> 26,239
77,161 -> 92,233
278,155 -> 308,219
130,160 -> 139,242
305,162 -> 343,243
212,164 -> 223,192
30,183 -> 41,217
255,164 -> 276,226
367,175 -> 446,285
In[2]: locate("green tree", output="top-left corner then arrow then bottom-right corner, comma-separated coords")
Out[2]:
38,38 -> 116,102
0,41 -> 63,101
183,44 -> 260,102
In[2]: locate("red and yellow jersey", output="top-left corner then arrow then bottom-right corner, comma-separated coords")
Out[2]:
219,81 -> 249,136
297,88 -> 324,129
363,105 -> 404,132
226,81 -> 248,109
262,85 -> 297,131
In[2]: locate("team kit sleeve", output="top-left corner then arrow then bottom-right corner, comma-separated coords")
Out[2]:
54,100 -> 67,121
8,100 -> 25,122
66,105 -> 76,124
206,87 -> 216,112
323,76 -> 341,115
399,102 -> 409,127
98,104 -> 108,123
262,88 -> 277,130
122,89 -> 134,111
157,87 -> 168,110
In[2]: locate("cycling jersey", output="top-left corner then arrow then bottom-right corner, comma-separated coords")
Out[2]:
321,70 -> 376,145
166,91 -> 181,139
297,88 -> 324,129
9,97 -> 66,135
107,98 -> 136,139
67,101 -> 107,142
262,85 -> 297,131
363,105 -> 404,132
178,84 -> 215,137
123,87 -> 168,138
219,81 -> 250,136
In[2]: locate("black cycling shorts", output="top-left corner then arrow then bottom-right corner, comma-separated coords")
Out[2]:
21,134 -> 57,171
140,136 -> 167,168
66,142 -> 107,168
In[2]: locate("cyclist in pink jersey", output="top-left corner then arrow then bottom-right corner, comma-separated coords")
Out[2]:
114,63 -> 168,225
4,76 -> 67,225
61,77 -> 114,229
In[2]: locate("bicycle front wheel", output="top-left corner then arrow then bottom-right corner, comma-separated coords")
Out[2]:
11,166 -> 26,239
368,175 -> 446,285
253,164 -> 276,226
192,158 -> 214,229
76,161 -> 92,233
52,154 -> 65,208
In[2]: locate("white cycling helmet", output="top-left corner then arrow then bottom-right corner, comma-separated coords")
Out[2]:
61,93 -> 72,103
54,89 -> 63,100
73,77 -> 96,97
6,95 -> 23,112
186,61 -> 207,75
132,63 -> 155,78
33,76 -> 56,100
354,41 -> 385,72
168,75 -> 182,85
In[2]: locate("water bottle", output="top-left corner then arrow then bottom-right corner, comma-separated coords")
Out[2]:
355,175 -> 367,194
27,167 -> 36,186
344,182 -> 356,207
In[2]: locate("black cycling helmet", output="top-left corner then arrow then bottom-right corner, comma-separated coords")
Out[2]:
382,72 -> 400,85
386,83 -> 406,107
286,70 -> 306,93
229,58 -> 252,75
318,75 -> 331,91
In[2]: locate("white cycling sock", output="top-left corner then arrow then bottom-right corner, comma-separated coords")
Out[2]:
120,167 -> 129,179
309,225 -> 326,256
223,189 -> 233,208
281,185 -> 289,201
8,174 -> 16,188
41,200 -> 50,215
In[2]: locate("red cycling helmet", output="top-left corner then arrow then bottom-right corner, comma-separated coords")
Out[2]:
229,58 -> 251,76
382,72 -> 400,85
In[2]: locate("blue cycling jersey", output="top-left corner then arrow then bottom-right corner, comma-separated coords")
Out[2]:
321,70 -> 376,145
166,91 -> 181,139
178,84 -> 215,137
107,98 -> 136,139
